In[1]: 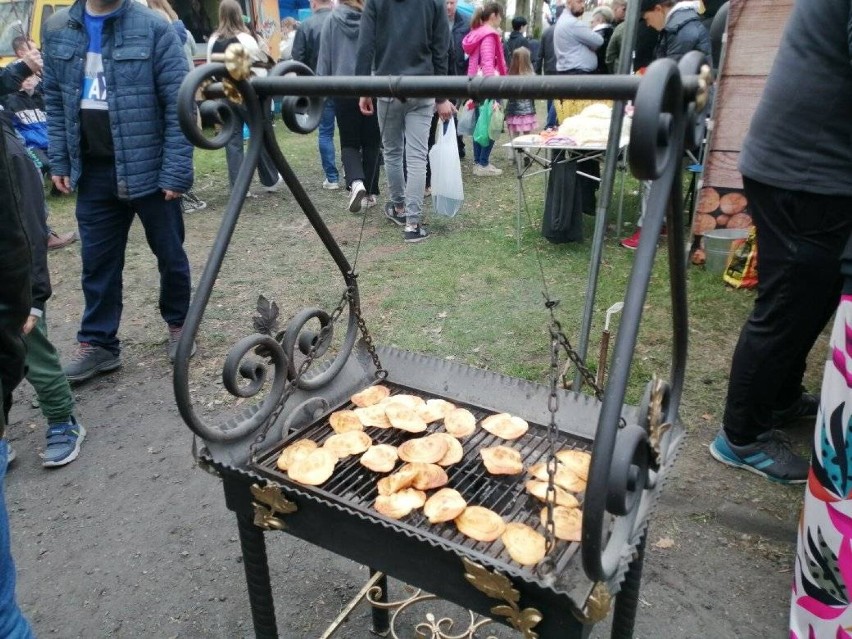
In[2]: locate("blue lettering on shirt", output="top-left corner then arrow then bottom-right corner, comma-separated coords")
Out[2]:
81,11 -> 116,111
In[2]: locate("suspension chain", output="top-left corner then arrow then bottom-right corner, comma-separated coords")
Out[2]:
538,323 -> 562,576
348,284 -> 387,381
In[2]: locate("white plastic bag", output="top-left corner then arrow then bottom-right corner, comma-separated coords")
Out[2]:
456,100 -> 476,136
428,118 -> 464,217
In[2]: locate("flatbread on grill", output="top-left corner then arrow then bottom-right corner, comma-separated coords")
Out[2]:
403,462 -> 449,490
528,462 -> 587,493
455,506 -> 507,542
324,431 -> 372,458
351,384 -> 391,407
398,434 -> 449,464
329,410 -> 364,434
385,403 -> 428,433
383,394 -> 426,410
555,449 -> 592,481
276,438 -> 318,471
434,433 -> 464,466
501,522 -> 547,566
540,505 -> 583,542
377,464 -> 420,496
423,488 -> 468,524
479,446 -> 524,475
481,413 -> 529,440
359,444 -> 399,473
288,448 -> 337,485
374,488 -> 427,519
525,479 -> 580,509
443,407 -> 477,438
418,398 -> 457,424
354,404 -> 392,429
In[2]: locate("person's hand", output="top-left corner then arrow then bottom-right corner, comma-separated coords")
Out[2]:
492,101 -> 502,112
22,314 -> 37,335
20,48 -> 42,75
52,175 -> 72,194
436,100 -> 456,122
163,189 -> 182,201
359,97 -> 374,116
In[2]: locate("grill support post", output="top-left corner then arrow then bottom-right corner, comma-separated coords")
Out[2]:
236,512 -> 280,638
369,570 -> 390,636
609,533 -> 646,639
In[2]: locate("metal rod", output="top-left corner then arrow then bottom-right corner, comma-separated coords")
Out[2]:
236,512 -> 279,639
318,570 -> 387,639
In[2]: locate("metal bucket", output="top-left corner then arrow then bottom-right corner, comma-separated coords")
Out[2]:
703,228 -> 750,274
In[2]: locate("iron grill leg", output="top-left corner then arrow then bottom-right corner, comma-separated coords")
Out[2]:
236,512 -> 280,639
369,569 -> 389,636
610,533 -> 647,639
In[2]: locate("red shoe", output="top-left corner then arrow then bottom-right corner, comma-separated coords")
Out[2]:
620,229 -> 641,250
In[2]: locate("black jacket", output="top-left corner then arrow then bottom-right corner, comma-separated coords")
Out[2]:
449,10 -> 470,76
534,26 -> 557,75
504,30 -> 530,66
654,6 -> 711,62
291,7 -> 333,72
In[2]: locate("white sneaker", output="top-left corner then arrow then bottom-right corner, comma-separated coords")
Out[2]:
322,179 -> 340,191
264,175 -> 285,193
348,181 -> 367,213
483,164 -> 503,176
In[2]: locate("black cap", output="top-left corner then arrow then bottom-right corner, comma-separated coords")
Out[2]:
511,16 -> 528,29
640,0 -> 662,11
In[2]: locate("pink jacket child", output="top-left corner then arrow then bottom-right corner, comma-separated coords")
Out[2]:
463,25 -> 508,77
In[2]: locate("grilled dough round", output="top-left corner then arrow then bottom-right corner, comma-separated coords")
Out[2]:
398,434 -> 449,464
276,439 -> 318,471
375,488 -> 427,519
525,480 -> 580,509
540,505 -> 582,542
456,506 -> 506,542
288,448 -> 337,485
555,449 -> 592,481
444,408 -> 477,437
481,413 -> 529,440
434,433 -> 464,466
377,464 -> 420,496
329,410 -> 364,434
359,444 -> 399,473
480,446 -> 524,475
354,404 -> 392,429
351,384 -> 391,407
418,398 -> 457,424
402,462 -> 449,490
385,403 -> 428,433
423,488 -> 468,524
501,522 -> 547,566
324,431 -> 372,458
384,394 -> 426,409
529,462 -> 587,493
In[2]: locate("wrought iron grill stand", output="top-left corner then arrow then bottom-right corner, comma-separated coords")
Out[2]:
173,49 -> 709,639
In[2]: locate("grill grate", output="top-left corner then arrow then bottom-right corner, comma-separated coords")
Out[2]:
252,382 -> 594,588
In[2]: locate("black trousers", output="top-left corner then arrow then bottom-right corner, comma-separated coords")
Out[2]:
723,177 -> 852,441
333,97 -> 381,196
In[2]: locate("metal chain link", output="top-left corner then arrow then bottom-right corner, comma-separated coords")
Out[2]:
538,324 -> 562,576
548,312 -> 604,401
348,284 -> 387,380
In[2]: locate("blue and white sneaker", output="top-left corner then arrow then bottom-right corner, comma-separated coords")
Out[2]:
709,428 -> 808,484
42,417 -> 86,468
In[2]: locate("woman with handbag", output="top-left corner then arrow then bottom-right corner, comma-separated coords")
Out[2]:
461,2 -> 506,176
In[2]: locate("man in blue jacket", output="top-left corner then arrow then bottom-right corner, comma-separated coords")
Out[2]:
42,0 -> 196,381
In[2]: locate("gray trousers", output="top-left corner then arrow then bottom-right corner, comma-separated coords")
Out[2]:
377,97 -> 434,226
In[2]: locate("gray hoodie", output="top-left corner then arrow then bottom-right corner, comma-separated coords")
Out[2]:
316,5 -> 362,77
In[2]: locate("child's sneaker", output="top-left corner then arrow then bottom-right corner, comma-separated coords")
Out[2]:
403,225 -> 430,243
42,417 -> 86,468
384,201 -> 406,226
348,180 -> 367,213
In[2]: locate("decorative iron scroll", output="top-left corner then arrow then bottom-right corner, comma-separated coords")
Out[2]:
462,559 -> 542,638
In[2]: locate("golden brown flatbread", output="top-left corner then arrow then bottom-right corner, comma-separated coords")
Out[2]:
525,480 -> 580,509
359,444 -> 399,473
501,522 -> 547,566
351,384 -> 391,407
418,398 -> 456,424
434,433 -> 464,466
423,488 -> 468,524
402,462 -> 449,490
354,404 -> 392,429
444,407 -> 477,438
288,448 -> 337,485
455,506 -> 506,542
329,410 -> 364,434
481,413 -> 529,440
398,434 -> 449,464
374,488 -> 427,519
480,446 -> 524,475
528,462 -> 587,493
385,403 -> 428,433
276,439 -> 318,471
540,505 -> 582,542
555,449 -> 592,481
377,464 -> 419,496
323,431 -> 372,458
383,394 -> 426,410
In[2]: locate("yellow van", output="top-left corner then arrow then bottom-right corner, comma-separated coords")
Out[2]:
0,0 -> 73,66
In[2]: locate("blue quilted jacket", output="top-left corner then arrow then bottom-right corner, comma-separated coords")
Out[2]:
42,0 -> 192,199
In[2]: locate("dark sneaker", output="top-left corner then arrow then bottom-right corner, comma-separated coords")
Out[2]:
773,392 -> 819,427
348,180 -> 367,213
403,225 -> 430,243
709,428 -> 808,484
384,201 -> 406,226
42,418 -> 86,468
181,191 -> 207,214
63,342 -> 121,383
168,325 -> 198,363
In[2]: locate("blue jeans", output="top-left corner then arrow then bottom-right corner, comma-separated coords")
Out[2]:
318,99 -> 338,183
0,440 -> 33,639
75,160 -> 192,354
545,100 -> 558,128
472,104 -> 494,167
